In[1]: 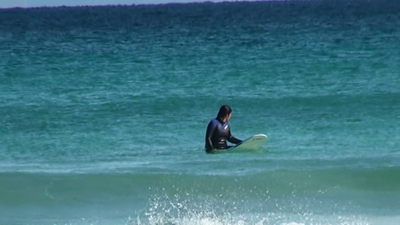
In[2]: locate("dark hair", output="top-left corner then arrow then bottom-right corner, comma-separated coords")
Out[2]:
217,105 -> 232,118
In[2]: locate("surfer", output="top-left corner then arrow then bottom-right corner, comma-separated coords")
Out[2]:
205,105 -> 242,153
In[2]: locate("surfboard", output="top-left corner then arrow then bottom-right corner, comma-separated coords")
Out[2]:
211,134 -> 267,153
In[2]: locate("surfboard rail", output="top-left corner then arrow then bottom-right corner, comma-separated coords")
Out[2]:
211,134 -> 267,153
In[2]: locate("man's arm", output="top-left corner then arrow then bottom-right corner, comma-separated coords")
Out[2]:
205,121 -> 216,151
227,129 -> 242,145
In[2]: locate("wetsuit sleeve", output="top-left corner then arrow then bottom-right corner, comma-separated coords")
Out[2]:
227,130 -> 242,145
205,121 -> 217,151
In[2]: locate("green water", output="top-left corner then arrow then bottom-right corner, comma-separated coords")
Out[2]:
1,1 -> 400,224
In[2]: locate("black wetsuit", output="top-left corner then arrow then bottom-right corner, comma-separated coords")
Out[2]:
205,118 -> 242,153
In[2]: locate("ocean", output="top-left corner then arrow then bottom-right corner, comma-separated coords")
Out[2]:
1,0 -> 400,224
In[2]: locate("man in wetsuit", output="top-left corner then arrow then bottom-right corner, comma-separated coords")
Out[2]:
205,105 -> 242,153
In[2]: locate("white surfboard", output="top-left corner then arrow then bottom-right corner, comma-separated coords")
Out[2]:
212,134 -> 267,153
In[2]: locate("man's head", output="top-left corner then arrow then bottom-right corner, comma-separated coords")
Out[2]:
217,105 -> 232,121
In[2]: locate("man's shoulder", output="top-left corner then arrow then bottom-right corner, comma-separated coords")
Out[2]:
208,118 -> 219,126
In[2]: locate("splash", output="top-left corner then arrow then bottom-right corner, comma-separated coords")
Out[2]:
139,189 -> 371,225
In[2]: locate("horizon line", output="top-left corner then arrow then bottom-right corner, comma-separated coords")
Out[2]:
0,0 -> 322,9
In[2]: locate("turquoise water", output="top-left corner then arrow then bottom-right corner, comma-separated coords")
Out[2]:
1,1 -> 400,224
